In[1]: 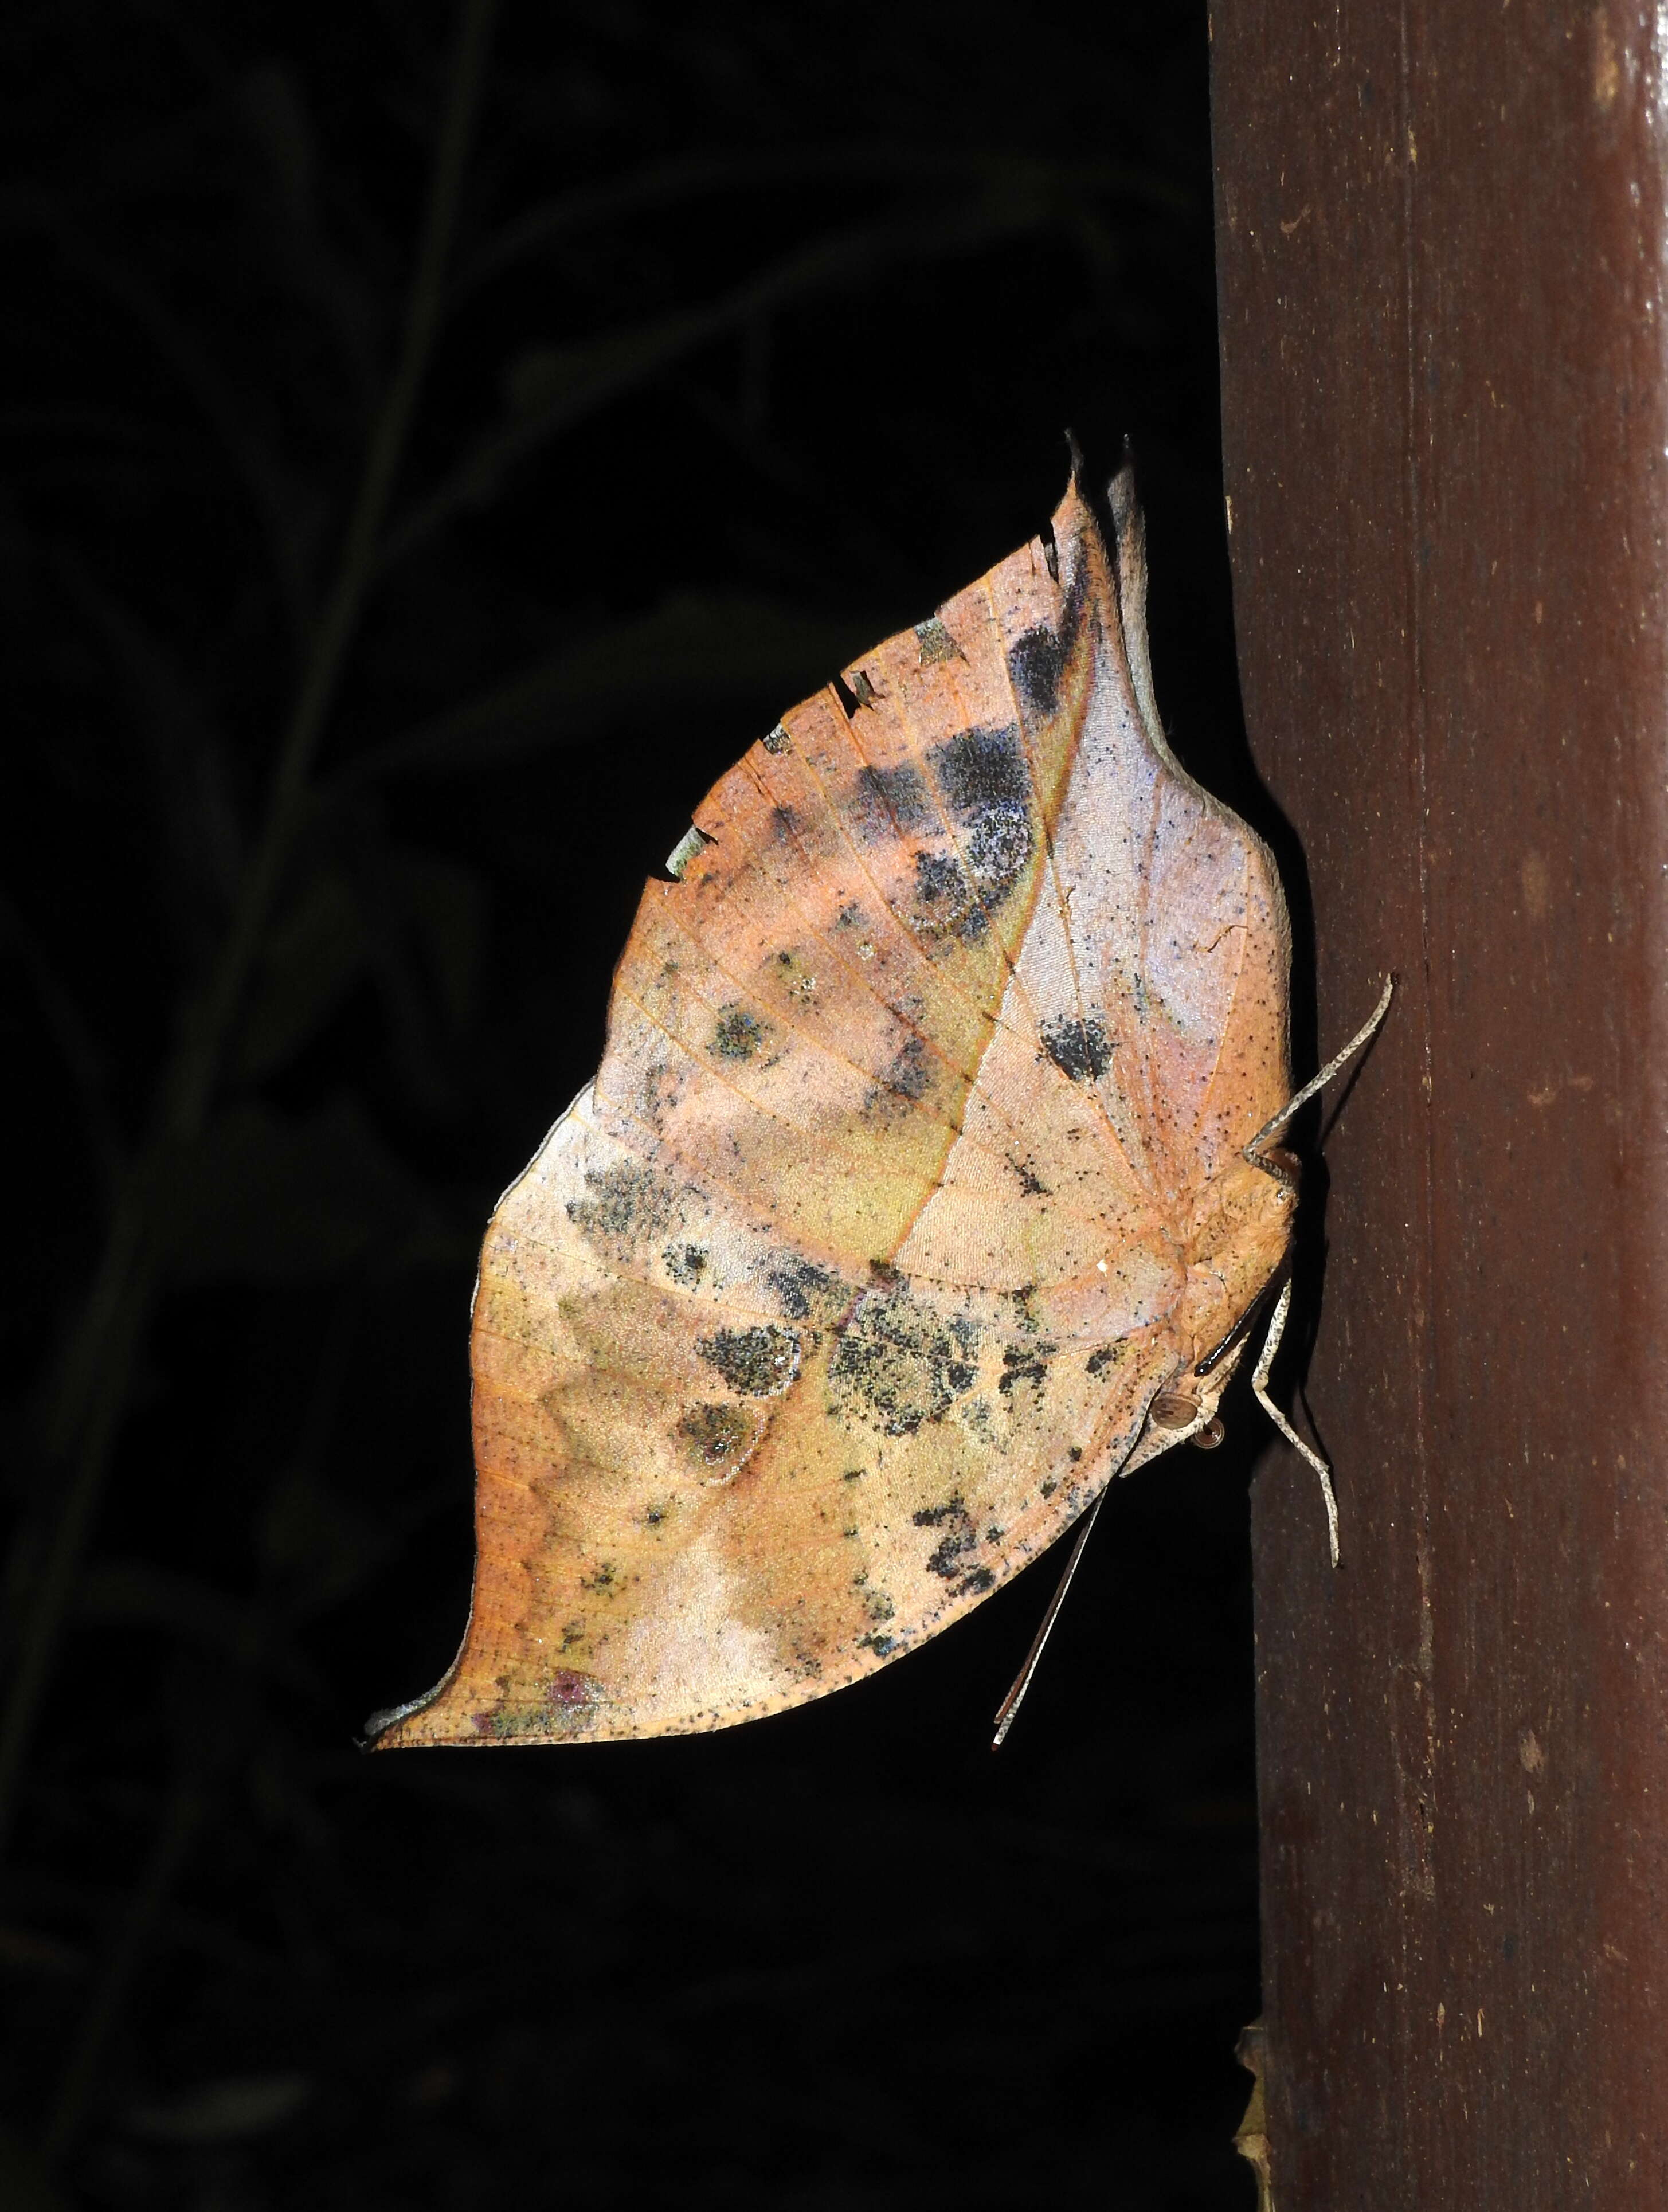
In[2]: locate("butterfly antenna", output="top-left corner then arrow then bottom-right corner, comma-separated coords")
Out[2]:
1246,973 -> 1394,1158
991,1490 -> 1108,1748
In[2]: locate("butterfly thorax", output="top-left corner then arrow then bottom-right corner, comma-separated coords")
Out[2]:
1170,1157 -> 1295,1369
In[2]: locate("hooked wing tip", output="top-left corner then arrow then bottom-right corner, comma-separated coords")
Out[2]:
357,1682 -> 446,1751
1106,451 -> 1140,544
356,1704 -> 406,1752
1055,431 -> 1144,566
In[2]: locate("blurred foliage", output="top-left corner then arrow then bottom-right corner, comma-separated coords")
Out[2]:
1,2 -> 1264,2206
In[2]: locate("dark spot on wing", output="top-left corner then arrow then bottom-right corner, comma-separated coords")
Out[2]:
567,1162 -> 680,1254
1041,1015 -> 1113,1082
856,761 -> 931,829
914,1494 -> 974,1575
1008,625 -> 1065,718
1086,1346 -> 1117,1376
999,1342 -> 1056,1398
768,1255 -> 843,1320
866,1033 -> 933,1121
911,849 -> 981,939
663,1242 -> 708,1286
886,1035 -> 931,1099
712,1005 -> 766,1060
679,1403 -> 754,1466
932,723 -> 1029,815
898,723 -> 1035,933
1009,1157 -> 1049,1197
829,1291 -> 977,1436
911,1494 -> 994,1594
696,1324 -> 801,1397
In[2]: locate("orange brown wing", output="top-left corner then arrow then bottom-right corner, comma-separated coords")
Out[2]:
367,465 -> 1292,1748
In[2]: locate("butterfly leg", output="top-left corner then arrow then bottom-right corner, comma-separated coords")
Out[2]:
1250,1278 -> 1341,1569
1243,974 -> 1394,1161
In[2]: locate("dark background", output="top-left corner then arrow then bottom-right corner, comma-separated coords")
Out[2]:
3,5 -> 1274,2206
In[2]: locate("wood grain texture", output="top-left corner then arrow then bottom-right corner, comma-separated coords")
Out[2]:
369,470 -> 1297,1747
1212,3 -> 1668,2199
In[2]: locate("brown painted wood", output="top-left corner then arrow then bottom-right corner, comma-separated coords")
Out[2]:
1210,6 -> 1668,2201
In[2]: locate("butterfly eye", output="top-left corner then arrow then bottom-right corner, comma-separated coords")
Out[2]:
1149,1391 -> 1199,1430
1190,1417 -> 1226,1451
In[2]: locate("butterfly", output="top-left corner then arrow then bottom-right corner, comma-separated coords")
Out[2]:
366,454 -> 1388,1751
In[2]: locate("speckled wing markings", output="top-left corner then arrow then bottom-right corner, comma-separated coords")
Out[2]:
367,465 -> 1295,1749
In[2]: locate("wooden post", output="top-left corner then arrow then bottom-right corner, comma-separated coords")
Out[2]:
1210,6 -> 1668,2201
